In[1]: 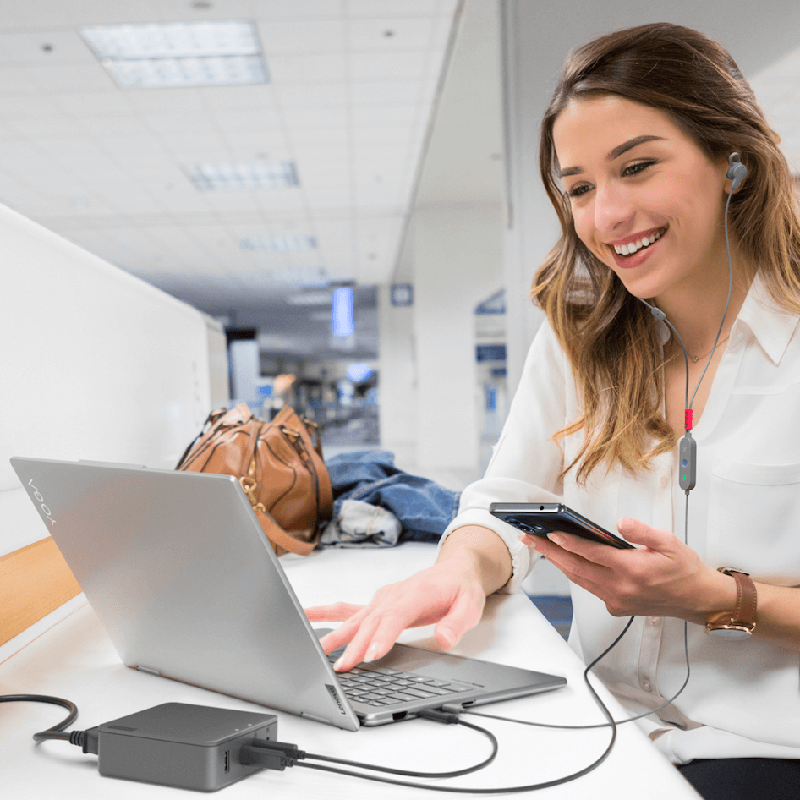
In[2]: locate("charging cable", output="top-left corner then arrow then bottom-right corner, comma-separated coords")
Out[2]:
0,693 -> 98,752
2,692 -> 617,794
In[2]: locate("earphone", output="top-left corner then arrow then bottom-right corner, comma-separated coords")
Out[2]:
727,151 -> 748,193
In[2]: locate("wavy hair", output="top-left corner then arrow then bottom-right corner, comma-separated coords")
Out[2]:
536,22 -> 800,484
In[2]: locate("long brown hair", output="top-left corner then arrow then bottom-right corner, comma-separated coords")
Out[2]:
536,22 -> 800,483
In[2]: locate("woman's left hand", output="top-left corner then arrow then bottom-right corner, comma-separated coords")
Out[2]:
523,517 -> 729,623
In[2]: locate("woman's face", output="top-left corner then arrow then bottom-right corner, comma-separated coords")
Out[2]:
552,95 -> 731,304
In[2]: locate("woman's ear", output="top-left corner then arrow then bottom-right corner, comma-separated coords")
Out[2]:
725,152 -> 748,193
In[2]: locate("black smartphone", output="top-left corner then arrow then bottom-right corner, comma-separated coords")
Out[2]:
489,502 -> 635,550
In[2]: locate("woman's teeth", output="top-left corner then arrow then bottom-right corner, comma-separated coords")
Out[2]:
614,229 -> 664,256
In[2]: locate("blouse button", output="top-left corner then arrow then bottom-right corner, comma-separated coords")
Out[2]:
642,679 -> 653,692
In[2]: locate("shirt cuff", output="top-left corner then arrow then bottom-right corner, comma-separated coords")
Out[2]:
437,508 -> 539,595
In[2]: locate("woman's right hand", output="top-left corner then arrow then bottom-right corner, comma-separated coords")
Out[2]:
305,526 -> 513,672
305,557 -> 487,672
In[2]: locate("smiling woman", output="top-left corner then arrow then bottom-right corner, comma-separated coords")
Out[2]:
306,23 -> 800,800
535,24 -> 800,482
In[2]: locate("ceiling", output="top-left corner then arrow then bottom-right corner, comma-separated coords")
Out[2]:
0,0 -> 461,321
4,1 -> 800,362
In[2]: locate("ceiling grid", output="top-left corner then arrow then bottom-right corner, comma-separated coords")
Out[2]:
0,0 -> 461,311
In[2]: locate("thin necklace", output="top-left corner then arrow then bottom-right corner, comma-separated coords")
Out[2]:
689,333 -> 730,364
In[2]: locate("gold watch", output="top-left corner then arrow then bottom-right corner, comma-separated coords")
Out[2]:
704,567 -> 757,639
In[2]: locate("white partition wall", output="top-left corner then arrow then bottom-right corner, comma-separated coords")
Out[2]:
0,203 -> 225,556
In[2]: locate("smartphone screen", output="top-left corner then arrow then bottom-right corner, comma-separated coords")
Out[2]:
489,502 -> 634,550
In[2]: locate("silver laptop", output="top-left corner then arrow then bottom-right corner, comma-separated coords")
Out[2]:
11,457 -> 566,731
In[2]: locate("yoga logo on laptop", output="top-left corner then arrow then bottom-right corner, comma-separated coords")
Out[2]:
26,479 -> 57,527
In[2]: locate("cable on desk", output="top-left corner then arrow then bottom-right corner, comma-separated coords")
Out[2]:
242,711 -> 499,782
276,622 -> 635,794
464,619 -> 691,731
303,710 -> 498,778
0,693 -> 97,751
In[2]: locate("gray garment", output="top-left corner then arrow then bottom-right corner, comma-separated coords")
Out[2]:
319,499 -> 403,548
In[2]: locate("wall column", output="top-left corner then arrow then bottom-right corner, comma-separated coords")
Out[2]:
411,203 -> 502,473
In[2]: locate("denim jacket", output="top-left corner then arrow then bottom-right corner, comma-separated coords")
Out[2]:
319,450 -> 460,548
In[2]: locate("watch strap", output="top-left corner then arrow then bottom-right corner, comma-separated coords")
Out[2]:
705,568 -> 757,635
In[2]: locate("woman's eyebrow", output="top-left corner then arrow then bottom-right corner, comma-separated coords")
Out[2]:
557,134 -> 666,178
607,134 -> 665,161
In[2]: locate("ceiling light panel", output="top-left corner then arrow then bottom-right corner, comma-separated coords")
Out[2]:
80,21 -> 269,89
81,21 -> 261,60
104,56 -> 268,89
183,160 -> 299,191
240,233 -> 318,252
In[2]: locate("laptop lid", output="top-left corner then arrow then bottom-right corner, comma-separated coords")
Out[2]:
11,458 -> 565,730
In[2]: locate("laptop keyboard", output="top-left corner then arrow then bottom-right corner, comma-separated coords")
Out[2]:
327,654 -> 478,708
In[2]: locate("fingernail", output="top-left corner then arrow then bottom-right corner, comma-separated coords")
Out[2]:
364,643 -> 381,663
333,657 -> 344,671
547,533 -> 564,546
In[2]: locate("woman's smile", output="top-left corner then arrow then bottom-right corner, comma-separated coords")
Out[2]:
607,226 -> 668,269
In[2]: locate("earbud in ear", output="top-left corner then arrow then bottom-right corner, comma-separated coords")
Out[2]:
726,152 -> 748,192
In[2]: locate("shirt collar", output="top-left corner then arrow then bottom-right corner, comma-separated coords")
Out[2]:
735,273 -> 799,365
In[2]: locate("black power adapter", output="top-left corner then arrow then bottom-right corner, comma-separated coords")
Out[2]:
89,702 -> 278,792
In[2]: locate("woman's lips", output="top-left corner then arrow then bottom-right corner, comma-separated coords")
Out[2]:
608,227 -> 667,269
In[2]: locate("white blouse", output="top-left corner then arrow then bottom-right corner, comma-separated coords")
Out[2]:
440,275 -> 800,763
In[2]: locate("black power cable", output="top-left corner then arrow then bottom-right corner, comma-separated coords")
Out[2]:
0,693 -> 81,743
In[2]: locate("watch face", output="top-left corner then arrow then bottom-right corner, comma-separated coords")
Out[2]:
707,626 -> 751,640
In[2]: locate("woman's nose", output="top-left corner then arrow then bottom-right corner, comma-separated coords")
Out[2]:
593,181 -> 635,237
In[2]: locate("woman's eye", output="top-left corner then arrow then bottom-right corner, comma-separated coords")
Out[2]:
622,160 -> 656,178
568,183 -> 592,198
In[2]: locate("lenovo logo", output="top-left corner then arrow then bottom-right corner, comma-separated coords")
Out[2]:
28,478 -> 56,526
325,684 -> 347,716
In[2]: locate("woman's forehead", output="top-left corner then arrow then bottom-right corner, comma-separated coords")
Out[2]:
552,96 -> 685,163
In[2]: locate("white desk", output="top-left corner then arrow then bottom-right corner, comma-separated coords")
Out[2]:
0,543 -> 699,798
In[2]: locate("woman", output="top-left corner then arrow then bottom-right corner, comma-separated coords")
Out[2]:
307,23 -> 800,798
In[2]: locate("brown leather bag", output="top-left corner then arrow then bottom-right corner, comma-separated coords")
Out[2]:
176,403 -> 332,556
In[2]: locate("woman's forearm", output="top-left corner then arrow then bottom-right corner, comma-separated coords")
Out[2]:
437,525 -> 514,597
750,583 -> 800,653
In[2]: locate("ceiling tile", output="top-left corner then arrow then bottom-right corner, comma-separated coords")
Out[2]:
347,17 -> 439,50
250,0 -> 346,22
222,135 -> 292,159
158,131 -> 229,155
268,53 -> 347,84
290,126 -> 349,145
0,30 -> 98,66
346,0 -> 458,18
0,66 -> 41,94
211,109 -> 282,134
77,115 -> 150,137
126,88 -> 209,116
25,63 -> 116,93
272,82 -> 348,107
348,78 -> 437,105
348,50 -> 431,81
282,106 -> 348,129
198,84 -> 277,111
11,116 -> 85,138
350,103 -> 419,128
351,124 -> 413,144
52,91 -> 135,116
0,92 -> 62,118
258,19 -> 347,54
